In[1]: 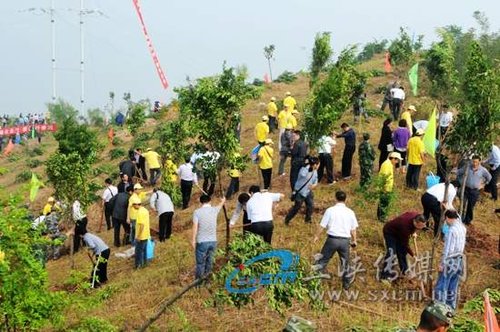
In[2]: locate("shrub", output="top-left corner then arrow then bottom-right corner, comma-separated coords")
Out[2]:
133,131 -> 153,149
7,154 -> 20,162
0,167 -> 8,175
27,159 -> 43,168
252,78 -> 265,86
15,170 -> 33,183
111,136 -> 123,146
69,317 -> 118,332
274,71 -> 298,84
108,148 -> 126,160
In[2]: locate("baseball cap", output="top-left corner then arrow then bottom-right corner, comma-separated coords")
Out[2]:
291,109 -> 299,114
416,128 -> 425,136
270,97 -> 276,101
265,138 -> 274,145
47,197 -> 55,203
262,115 -> 269,121
424,302 -> 454,325
133,183 -> 143,190
285,91 -> 291,96
146,148 -> 152,152
389,152 -> 403,160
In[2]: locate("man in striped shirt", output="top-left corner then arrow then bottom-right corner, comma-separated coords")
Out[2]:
434,210 -> 466,310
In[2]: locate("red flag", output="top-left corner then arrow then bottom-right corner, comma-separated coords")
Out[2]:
3,139 -> 14,157
484,291 -> 500,332
384,51 -> 392,74
264,73 -> 270,84
132,0 -> 169,89
108,127 -> 114,142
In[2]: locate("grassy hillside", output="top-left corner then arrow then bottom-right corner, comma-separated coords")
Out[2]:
1,55 -> 498,331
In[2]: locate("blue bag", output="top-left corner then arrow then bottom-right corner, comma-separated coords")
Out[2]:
426,172 -> 440,189
250,144 -> 262,164
146,238 -> 155,260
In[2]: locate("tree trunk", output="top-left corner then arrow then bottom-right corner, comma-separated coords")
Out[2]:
459,161 -> 470,217
216,170 -> 230,256
267,59 -> 273,82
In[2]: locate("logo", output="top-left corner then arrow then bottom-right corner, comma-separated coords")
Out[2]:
225,250 -> 299,294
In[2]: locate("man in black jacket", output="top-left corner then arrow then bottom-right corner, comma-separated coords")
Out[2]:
109,186 -> 133,247
134,148 -> 148,181
336,123 -> 356,180
290,130 -> 308,190
119,157 -> 136,181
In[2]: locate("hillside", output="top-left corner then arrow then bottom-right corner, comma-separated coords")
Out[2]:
1,55 -> 499,331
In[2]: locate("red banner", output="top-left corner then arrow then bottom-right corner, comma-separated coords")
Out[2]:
0,123 -> 57,136
132,0 -> 169,90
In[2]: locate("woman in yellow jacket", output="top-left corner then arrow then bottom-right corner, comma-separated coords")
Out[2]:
258,139 -> 274,190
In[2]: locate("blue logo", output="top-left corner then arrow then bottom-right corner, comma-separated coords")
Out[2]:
225,249 -> 300,294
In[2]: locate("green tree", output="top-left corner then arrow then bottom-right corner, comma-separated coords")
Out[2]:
303,46 -> 361,148
175,65 -> 259,173
446,41 -> 499,158
87,108 -> 105,127
46,152 -> 93,206
356,39 -> 388,62
0,196 -> 65,330
424,29 -> 460,102
47,99 -> 78,125
127,102 -> 148,137
310,32 -> 333,86
388,27 -> 423,65
53,116 -> 100,165
263,44 -> 275,81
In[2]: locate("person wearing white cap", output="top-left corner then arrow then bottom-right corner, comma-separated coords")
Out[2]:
255,115 -> 270,145
378,152 -> 403,221
258,139 -> 274,189
406,129 -> 426,190
283,91 -> 296,111
266,97 -> 278,133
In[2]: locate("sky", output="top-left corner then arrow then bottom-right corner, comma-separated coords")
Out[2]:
1,0 -> 499,117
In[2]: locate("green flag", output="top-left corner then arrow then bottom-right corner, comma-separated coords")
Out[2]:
408,63 -> 419,96
29,173 -> 44,202
423,107 -> 437,156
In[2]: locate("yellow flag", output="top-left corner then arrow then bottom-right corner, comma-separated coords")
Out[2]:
29,173 -> 44,202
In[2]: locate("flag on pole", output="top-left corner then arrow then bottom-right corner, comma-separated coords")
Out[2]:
31,126 -> 36,139
484,291 -> 500,332
423,107 -> 437,156
264,73 -> 270,84
2,139 -> 14,156
408,63 -> 419,96
384,52 -> 392,74
29,173 -> 44,202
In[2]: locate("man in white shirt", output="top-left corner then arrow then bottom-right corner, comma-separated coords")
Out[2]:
72,199 -> 88,253
312,190 -> 358,290
177,156 -> 200,209
421,183 -> 457,237
150,188 -> 175,242
439,105 -> 453,137
434,210 -> 466,310
246,185 -> 284,244
317,134 -> 336,184
390,86 -> 405,120
485,144 -> 500,201
102,178 -> 118,230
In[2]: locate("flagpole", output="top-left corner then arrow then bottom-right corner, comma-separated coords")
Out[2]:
51,0 -> 56,102
79,0 -> 85,119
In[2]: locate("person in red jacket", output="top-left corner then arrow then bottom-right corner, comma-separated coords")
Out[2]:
379,212 -> 426,281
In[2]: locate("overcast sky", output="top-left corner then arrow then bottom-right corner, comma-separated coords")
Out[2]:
1,0 -> 498,116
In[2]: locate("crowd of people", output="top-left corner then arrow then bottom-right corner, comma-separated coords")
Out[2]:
32,88 -> 498,327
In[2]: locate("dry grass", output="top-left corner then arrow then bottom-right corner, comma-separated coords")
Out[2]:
1,56 -> 499,331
